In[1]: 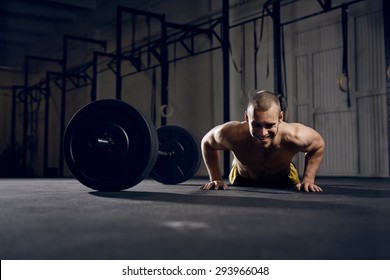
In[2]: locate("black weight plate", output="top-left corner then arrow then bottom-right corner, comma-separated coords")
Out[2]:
63,99 -> 158,191
150,125 -> 201,184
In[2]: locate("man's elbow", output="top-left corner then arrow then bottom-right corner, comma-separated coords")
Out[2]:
306,137 -> 325,159
201,133 -> 215,154
318,137 -> 325,155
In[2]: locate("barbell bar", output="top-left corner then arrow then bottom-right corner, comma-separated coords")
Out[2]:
63,99 -> 201,191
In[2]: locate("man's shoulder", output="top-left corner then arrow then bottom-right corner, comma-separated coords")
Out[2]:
224,120 -> 246,127
280,122 -> 309,134
279,122 -> 316,147
220,121 -> 247,132
219,121 -> 248,141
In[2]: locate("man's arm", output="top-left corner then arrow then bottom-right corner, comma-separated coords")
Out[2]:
200,124 -> 232,190
293,124 -> 325,192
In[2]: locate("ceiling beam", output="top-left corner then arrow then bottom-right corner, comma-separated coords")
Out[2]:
0,2 -> 77,22
37,0 -> 98,9
0,17 -> 57,34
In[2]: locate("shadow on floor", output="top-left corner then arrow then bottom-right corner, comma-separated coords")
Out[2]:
89,185 -> 388,213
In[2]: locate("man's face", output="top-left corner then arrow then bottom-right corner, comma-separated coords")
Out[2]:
245,103 -> 283,148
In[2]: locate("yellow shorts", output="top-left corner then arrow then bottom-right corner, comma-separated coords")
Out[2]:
228,163 -> 300,187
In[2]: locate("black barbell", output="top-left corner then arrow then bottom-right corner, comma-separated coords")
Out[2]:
63,99 -> 201,191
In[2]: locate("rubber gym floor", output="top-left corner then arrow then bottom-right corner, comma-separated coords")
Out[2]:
0,177 -> 389,260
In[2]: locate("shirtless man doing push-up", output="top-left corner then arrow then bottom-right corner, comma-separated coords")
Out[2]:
201,90 -> 325,192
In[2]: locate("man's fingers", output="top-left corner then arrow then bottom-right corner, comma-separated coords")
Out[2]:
200,182 -> 213,190
213,182 -> 227,190
307,183 -> 322,192
312,185 -> 322,192
200,181 -> 228,190
200,183 -> 212,190
304,182 -> 322,192
295,182 -> 322,192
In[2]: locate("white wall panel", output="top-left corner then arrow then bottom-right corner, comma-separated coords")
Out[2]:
314,111 -> 358,175
355,11 -> 385,93
357,94 -> 389,176
313,48 -> 347,109
354,9 -> 388,177
296,55 -> 309,101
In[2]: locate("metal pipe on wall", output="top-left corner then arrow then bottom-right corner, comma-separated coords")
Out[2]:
384,0 -> 390,177
222,0 -> 230,178
272,1 -> 282,96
